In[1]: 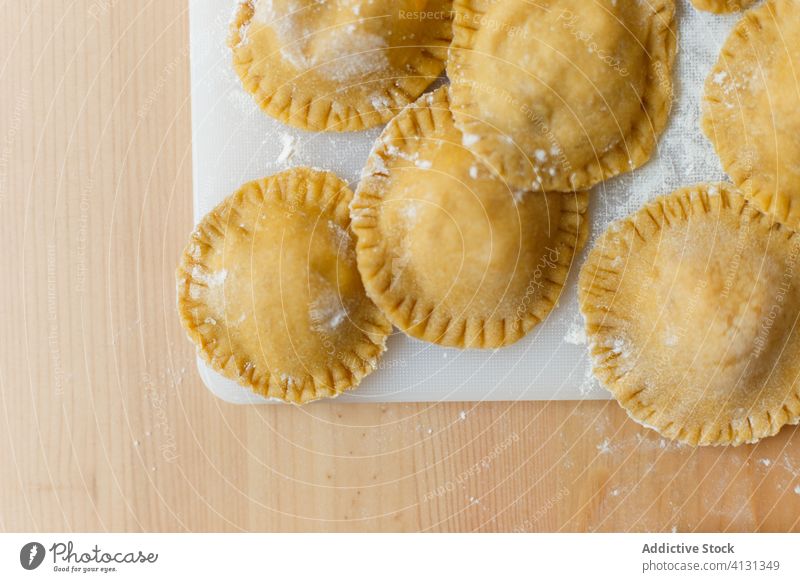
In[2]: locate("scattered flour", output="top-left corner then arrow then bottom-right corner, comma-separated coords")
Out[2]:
192,266 -> 227,288
590,1 -> 736,231
327,220 -> 353,252
596,438 -> 613,455
251,1 -> 389,81
317,33 -> 389,82
663,329 -> 679,347
371,93 -> 391,110
309,277 -> 348,334
564,320 -> 587,346
276,133 -> 296,164
462,133 -> 480,147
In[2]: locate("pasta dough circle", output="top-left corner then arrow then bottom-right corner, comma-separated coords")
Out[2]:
447,0 -> 676,192
702,0 -> 800,228
177,168 -> 391,403
579,183 -> 800,446
229,0 -> 453,132
352,88 -> 589,348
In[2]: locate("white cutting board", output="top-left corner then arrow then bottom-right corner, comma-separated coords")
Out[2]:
188,0 -> 739,403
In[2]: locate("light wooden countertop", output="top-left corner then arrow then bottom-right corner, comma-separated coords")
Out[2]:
1,1 -> 798,532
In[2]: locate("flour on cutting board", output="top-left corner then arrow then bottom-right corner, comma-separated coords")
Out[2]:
590,1 -> 734,232
190,0 -> 743,403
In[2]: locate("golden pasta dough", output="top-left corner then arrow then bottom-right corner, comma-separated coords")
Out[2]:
352,88 -> 589,348
229,0 -> 453,131
580,184 -> 800,446
447,0 -> 676,192
177,168 -> 391,403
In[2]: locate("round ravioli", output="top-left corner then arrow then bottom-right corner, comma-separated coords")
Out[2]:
177,168 -> 391,404
352,88 -> 589,348
703,0 -> 800,228
579,184 -> 800,446
229,0 -> 453,132
447,0 -> 676,193
691,0 -> 756,13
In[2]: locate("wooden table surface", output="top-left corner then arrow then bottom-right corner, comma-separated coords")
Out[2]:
2,1 -> 799,533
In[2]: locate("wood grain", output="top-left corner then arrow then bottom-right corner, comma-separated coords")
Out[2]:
1,0 -> 799,532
